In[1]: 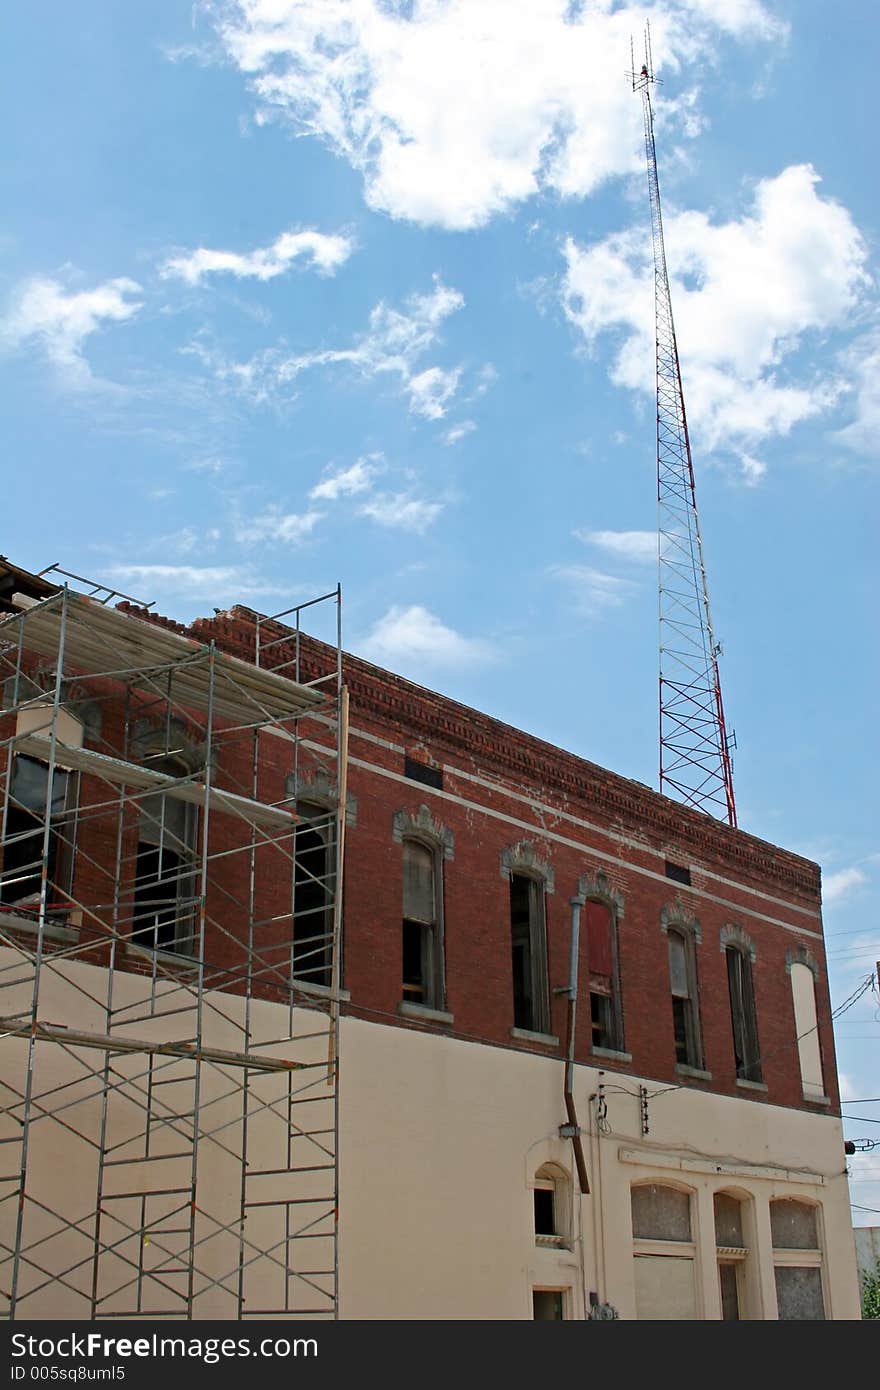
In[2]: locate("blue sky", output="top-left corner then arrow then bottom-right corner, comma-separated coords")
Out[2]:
2,2 -> 878,1226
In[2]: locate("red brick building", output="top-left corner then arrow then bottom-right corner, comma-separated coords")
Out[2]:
0,562 -> 860,1320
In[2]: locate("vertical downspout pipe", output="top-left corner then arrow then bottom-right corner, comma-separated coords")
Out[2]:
564,895 -> 590,1194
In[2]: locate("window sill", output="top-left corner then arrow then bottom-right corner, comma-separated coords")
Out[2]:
294,978 -> 351,1002
535,1235 -> 570,1251
0,909 -> 78,945
398,1001 -> 454,1025
736,1077 -> 768,1092
510,1027 -> 559,1047
802,1091 -> 832,1107
674,1063 -> 713,1082
592,1046 -> 632,1063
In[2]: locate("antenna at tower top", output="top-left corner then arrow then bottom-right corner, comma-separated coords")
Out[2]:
628,22 -> 659,92
630,31 -> 737,828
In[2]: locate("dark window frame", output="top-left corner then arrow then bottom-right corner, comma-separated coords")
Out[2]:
667,926 -> 702,1069
292,799 -> 337,988
401,835 -> 445,1010
510,871 -> 550,1035
726,945 -> 761,1081
583,895 -> 625,1053
132,766 -> 200,957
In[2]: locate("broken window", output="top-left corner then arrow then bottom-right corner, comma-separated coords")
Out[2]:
771,1199 -> 825,1320
1,755 -> 75,912
510,872 -> 549,1034
726,946 -> 761,1081
402,839 -> 443,1009
132,783 -> 198,954
668,928 -> 701,1068
585,899 -> 623,1051
293,801 -> 336,987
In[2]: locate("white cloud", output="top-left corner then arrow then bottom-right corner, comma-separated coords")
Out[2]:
194,275 -> 467,419
824,866 -> 869,905
206,0 -> 783,230
835,330 -> 880,459
444,420 -> 477,446
578,529 -> 657,564
234,508 -> 323,545
550,564 -> 638,618
161,227 -> 354,284
562,165 -> 868,459
105,564 -> 281,599
406,365 -> 461,421
1,275 -> 142,385
310,454 -> 383,500
360,604 -> 494,668
186,457 -> 230,474
358,492 -> 444,533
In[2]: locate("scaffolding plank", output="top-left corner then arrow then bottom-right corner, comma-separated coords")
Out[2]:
12,733 -> 297,831
1,592 -> 326,723
0,1018 -> 305,1072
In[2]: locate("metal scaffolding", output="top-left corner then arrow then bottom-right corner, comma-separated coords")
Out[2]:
0,572 -> 346,1319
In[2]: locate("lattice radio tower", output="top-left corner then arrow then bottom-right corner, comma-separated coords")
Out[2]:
631,29 -> 737,827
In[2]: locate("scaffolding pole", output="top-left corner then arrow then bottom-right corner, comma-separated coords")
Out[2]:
0,575 -> 346,1320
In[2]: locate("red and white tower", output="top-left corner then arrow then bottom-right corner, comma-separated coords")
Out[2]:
632,32 -> 737,827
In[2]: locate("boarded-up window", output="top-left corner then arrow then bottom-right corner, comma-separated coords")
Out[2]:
774,1266 -> 825,1320
633,1255 -> 696,1320
770,1200 -> 818,1250
631,1184 -> 691,1242
585,900 -> 613,977
772,1199 -> 824,1320
790,963 -> 824,1097
714,1193 -> 744,1248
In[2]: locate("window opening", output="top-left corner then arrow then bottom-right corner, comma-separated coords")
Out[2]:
2,755 -> 74,912
726,947 -> 761,1081
510,873 -> 549,1033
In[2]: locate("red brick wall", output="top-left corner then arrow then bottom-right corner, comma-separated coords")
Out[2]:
4,601 -> 838,1118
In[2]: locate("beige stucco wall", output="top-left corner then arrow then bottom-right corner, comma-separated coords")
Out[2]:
0,949 -> 861,1319
337,1016 -> 860,1320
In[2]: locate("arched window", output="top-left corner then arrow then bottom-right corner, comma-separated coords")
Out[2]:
770,1198 -> 825,1320
787,955 -> 825,1100
402,838 -> 443,1009
667,927 -> 701,1069
724,938 -> 760,1082
714,1191 -> 750,1320
580,873 -> 625,1053
533,1163 -> 570,1248
631,1182 -> 696,1319
509,873 -> 549,1035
